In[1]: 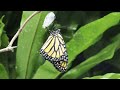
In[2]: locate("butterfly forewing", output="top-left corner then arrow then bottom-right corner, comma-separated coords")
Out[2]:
41,35 -> 53,50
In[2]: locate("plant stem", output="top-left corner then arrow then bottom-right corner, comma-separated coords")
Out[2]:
0,11 -> 41,53
8,11 -> 41,47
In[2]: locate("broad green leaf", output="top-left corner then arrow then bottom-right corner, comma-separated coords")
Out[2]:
61,34 -> 120,79
16,11 -> 49,79
33,61 -> 59,79
33,12 -> 120,79
20,11 -> 34,26
0,64 -> 9,79
67,12 -> 120,64
84,73 -> 120,79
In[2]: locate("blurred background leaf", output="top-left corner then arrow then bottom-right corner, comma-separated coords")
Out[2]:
0,16 -> 9,79
0,11 -> 22,37
0,16 -> 5,47
0,64 -> 9,79
0,11 -> 22,79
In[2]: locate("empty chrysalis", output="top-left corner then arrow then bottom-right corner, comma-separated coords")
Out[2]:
42,12 -> 56,29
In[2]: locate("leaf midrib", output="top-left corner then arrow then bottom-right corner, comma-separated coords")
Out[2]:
25,14 -> 41,79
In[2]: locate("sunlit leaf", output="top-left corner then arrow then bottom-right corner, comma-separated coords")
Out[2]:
84,73 -> 120,79
61,34 -> 120,79
16,11 -> 49,79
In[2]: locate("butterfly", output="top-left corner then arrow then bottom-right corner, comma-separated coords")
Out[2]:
40,29 -> 68,72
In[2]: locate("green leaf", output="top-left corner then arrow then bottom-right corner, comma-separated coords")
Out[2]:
0,16 -> 9,48
61,34 -> 120,79
20,11 -> 34,26
84,73 -> 120,79
55,11 -> 102,42
67,12 -> 120,64
107,50 -> 120,71
0,52 -> 9,75
33,12 -> 120,79
33,61 -> 60,79
0,16 -> 9,76
0,16 -> 5,47
0,64 -> 9,79
16,11 -> 49,79
1,32 -> 9,48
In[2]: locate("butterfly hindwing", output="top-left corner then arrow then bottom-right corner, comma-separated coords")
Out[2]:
40,29 -> 68,72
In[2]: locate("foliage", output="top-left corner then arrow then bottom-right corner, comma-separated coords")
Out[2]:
0,11 -> 120,79
84,73 -> 120,79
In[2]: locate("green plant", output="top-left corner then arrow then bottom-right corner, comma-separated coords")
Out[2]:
0,11 -> 120,79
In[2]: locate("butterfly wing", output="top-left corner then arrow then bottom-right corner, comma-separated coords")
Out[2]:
40,30 -> 68,72
52,33 -> 68,72
40,34 -> 56,62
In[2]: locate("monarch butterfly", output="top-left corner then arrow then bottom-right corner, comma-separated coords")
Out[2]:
40,29 -> 68,72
